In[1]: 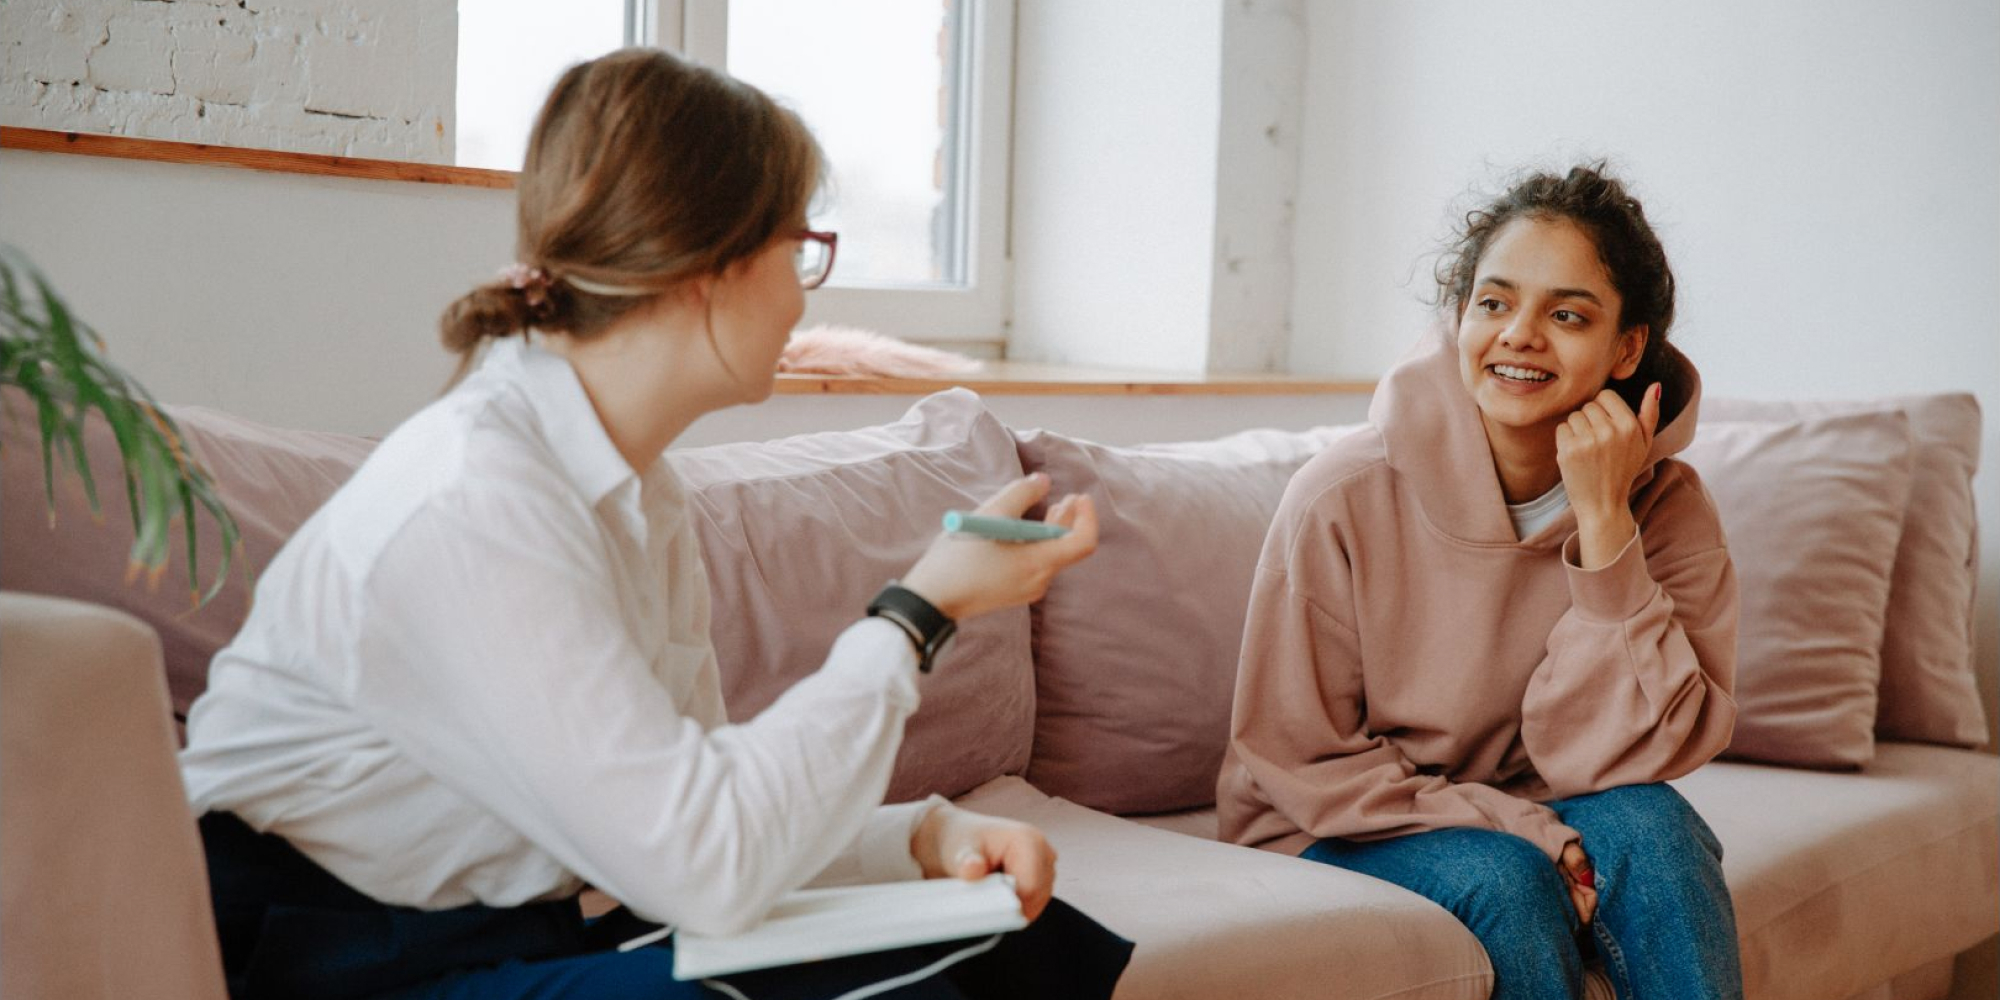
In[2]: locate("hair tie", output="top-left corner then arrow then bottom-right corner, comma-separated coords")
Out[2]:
500,263 -> 549,291
497,263 -> 557,322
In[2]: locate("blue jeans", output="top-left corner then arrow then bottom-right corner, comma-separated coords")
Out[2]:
1300,783 -> 1743,1000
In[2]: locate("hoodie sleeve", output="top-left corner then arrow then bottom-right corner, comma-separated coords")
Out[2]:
1226,508 -> 1582,863
1519,469 -> 1739,796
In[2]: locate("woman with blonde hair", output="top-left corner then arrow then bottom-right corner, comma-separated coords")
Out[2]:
181,48 -> 1131,1000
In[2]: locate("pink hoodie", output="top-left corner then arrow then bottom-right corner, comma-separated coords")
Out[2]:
1217,330 -> 1738,861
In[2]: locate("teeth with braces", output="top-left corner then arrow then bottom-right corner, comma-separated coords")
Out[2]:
1492,364 -> 1553,382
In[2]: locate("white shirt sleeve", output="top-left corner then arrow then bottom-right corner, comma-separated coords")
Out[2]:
809,798 -> 943,888
343,488 -> 927,936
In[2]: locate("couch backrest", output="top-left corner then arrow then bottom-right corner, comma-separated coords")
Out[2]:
1013,395 -> 1986,813
1014,425 -> 1358,814
667,388 -> 1036,801
0,387 -> 1037,801
0,389 -> 372,715
7,387 -> 1984,817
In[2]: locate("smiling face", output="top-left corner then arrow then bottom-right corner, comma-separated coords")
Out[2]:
1457,216 -> 1647,445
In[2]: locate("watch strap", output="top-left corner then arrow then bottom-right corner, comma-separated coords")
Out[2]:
867,583 -> 956,673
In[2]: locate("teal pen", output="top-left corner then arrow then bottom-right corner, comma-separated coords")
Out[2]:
942,510 -> 1070,542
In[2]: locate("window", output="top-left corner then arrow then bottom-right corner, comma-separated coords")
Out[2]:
458,1 -> 1014,350
456,1 -> 628,173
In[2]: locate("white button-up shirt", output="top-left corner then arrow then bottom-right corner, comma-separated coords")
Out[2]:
181,338 -> 931,935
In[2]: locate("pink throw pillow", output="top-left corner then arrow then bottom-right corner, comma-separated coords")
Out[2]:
1680,412 -> 1916,768
1704,395 -> 1985,747
1014,425 -> 1356,814
0,391 -> 372,715
668,389 -> 1035,803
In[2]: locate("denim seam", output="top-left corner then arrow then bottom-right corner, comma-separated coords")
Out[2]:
1591,871 -> 1637,1000
1737,815 -> 1998,937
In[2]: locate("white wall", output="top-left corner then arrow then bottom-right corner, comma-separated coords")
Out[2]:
1289,0 -> 2000,743
1206,0 -> 1305,374
1,0 -> 456,162
0,147 -> 1369,447
0,149 -> 508,435
1010,0 -> 1305,375
1010,0 -> 1223,373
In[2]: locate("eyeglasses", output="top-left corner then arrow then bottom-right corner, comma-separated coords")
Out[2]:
795,230 -> 839,290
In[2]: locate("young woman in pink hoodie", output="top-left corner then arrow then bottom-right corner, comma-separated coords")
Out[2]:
1220,165 -> 1742,1000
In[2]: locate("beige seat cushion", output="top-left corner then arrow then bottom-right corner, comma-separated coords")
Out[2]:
1672,744 -> 1999,1000
1124,745 -> 1999,1000
955,777 -> 1492,1000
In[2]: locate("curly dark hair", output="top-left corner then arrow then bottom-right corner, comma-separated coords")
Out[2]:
1434,163 -> 1678,413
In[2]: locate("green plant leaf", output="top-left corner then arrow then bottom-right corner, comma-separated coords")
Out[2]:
0,243 -> 241,605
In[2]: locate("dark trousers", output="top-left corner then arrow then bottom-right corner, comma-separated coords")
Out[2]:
200,812 -> 1132,1000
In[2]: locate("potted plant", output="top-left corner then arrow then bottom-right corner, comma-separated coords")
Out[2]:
0,243 -> 238,606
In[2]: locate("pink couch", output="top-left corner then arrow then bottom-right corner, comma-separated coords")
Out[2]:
3,388 -> 1994,1000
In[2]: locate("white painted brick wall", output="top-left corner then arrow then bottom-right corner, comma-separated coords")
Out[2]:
0,0 -> 456,163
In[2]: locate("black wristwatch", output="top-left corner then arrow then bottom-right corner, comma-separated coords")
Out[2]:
867,582 -> 957,673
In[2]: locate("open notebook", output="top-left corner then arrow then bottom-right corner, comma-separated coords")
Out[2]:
670,874 -> 1027,980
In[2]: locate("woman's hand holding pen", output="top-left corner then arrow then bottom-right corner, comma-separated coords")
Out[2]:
900,473 -> 1099,621
911,802 -> 1057,922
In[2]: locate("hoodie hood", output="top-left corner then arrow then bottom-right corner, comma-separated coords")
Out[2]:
1369,326 -> 1703,545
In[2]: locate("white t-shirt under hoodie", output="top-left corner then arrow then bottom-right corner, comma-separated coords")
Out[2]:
181,337 -> 933,937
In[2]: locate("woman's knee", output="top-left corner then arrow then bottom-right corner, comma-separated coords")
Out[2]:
1559,783 -> 1725,880
1452,831 -> 1572,916
1307,828 -> 1558,903
1306,829 -> 1576,965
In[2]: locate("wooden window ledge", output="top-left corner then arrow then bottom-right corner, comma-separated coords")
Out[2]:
774,360 -> 1374,396
2,128 -> 1376,400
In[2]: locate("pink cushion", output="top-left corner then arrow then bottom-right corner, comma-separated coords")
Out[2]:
1014,426 -> 1355,814
668,389 -> 1035,803
1680,412 -> 1916,768
1704,396 -> 1985,747
0,391 -> 372,715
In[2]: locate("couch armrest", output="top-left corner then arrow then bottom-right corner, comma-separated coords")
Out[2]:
1,592 -> 226,1000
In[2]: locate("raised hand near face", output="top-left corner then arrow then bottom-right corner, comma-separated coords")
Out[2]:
1555,383 -> 1660,569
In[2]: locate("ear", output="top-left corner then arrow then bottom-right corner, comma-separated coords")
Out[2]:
1612,324 -> 1649,381
667,272 -> 716,312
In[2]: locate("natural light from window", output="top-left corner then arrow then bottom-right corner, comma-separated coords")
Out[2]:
728,0 -> 959,287
455,1 -> 962,290
455,0 -> 625,173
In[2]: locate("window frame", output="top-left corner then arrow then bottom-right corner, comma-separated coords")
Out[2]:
642,0 -> 1014,350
